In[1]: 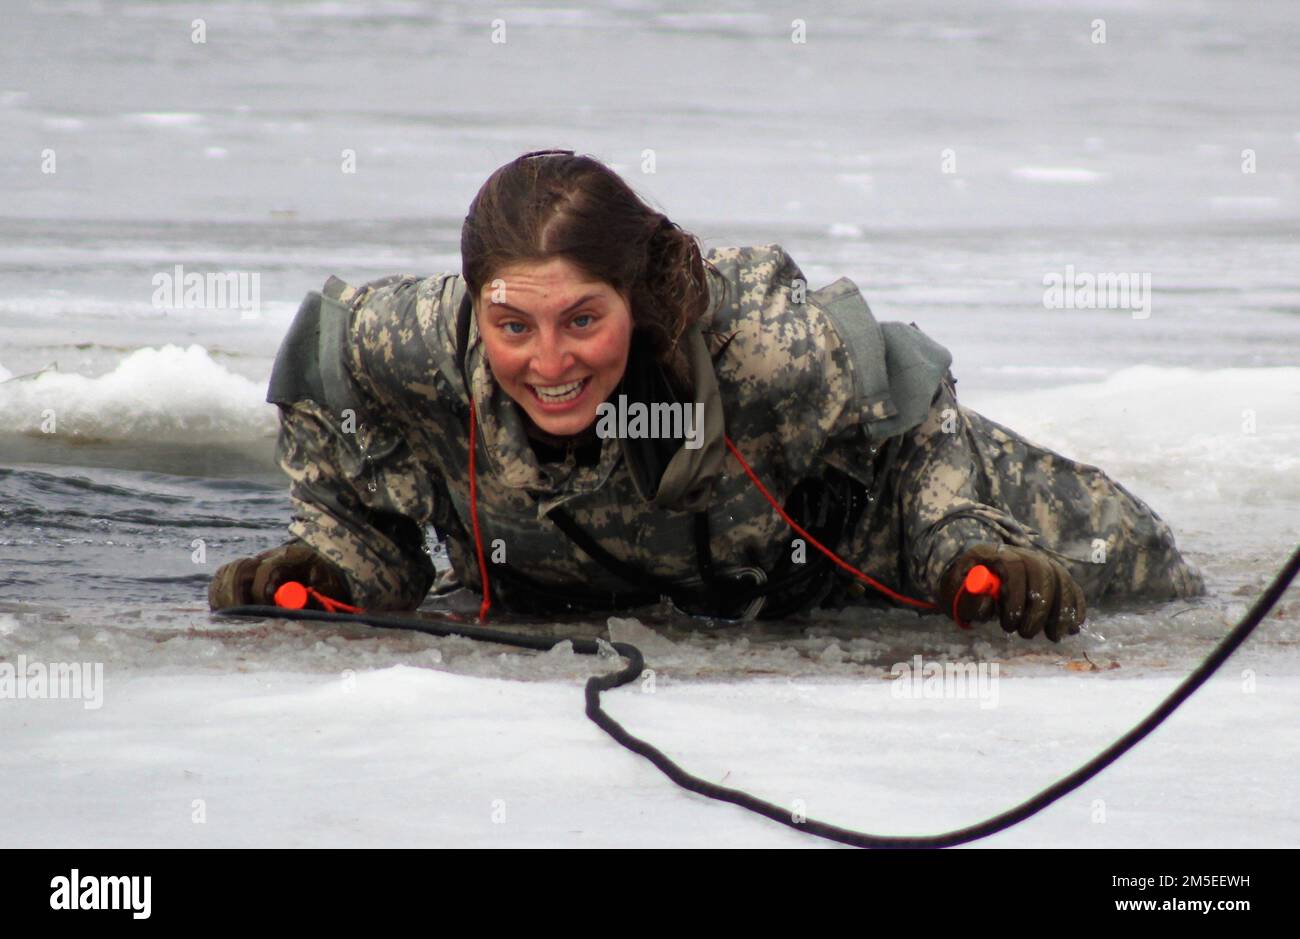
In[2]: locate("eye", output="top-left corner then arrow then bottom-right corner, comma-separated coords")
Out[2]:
571,313 -> 594,328
501,321 -> 528,335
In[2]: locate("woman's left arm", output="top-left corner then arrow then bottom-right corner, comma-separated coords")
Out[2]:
892,377 -> 1086,640
890,377 -> 1007,596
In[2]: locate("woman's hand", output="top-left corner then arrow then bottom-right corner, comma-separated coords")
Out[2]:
208,542 -> 352,610
939,543 -> 1086,641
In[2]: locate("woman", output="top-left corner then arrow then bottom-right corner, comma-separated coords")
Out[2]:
209,150 -> 1203,641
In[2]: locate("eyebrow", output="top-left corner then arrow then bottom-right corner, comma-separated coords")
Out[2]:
484,292 -> 603,318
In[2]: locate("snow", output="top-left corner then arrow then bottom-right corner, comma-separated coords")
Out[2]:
0,345 -> 276,443
3,661 -> 1294,847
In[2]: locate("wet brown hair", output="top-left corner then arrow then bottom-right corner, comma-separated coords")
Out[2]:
461,149 -> 720,397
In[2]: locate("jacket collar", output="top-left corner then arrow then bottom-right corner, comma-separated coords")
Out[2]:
632,319 -> 727,512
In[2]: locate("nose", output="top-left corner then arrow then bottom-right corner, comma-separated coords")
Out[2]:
530,328 -> 576,381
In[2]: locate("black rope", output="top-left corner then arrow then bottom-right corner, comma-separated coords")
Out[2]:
219,604 -> 645,673
219,540 -> 1299,848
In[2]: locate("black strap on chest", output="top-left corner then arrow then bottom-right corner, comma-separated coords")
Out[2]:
547,508 -> 683,595
543,465 -> 869,620
545,505 -> 743,618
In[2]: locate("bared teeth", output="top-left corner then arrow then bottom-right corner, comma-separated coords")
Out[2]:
531,378 -> 586,402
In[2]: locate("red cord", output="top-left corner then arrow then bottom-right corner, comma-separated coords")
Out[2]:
308,587 -> 363,614
722,436 -> 938,612
468,401 -> 492,623
460,409 -> 980,624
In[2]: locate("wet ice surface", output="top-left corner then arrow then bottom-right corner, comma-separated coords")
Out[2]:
4,529 -> 1298,849
1,553 -> 1295,690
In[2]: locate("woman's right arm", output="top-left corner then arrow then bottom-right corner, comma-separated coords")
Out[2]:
208,276 -> 442,611
275,396 -> 438,610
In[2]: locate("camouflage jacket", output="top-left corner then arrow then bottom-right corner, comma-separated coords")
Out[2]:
267,244 -> 1203,616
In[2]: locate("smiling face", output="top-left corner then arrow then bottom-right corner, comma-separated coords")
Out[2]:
476,257 -> 635,438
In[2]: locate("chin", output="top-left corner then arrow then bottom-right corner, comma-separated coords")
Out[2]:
529,409 -> 596,437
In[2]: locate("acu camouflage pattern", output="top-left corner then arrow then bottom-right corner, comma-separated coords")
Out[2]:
272,245 -> 1203,615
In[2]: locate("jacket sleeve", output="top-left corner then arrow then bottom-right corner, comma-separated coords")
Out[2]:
891,375 -> 1036,603
269,275 -> 440,610
799,260 -> 1024,605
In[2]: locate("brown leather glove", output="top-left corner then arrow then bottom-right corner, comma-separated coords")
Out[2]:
207,542 -> 352,611
939,543 -> 1086,642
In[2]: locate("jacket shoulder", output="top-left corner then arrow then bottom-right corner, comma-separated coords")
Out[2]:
266,270 -> 470,418
702,243 -> 844,382
702,245 -> 860,472
703,243 -> 952,456
703,244 -> 806,322
339,272 -> 472,413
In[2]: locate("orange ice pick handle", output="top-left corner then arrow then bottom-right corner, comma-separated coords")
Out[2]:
963,564 -> 1001,599
951,563 -> 1002,630
274,581 -> 310,609
273,580 -> 362,614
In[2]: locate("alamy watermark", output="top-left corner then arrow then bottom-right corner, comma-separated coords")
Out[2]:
0,655 -> 104,709
50,870 -> 150,919
595,396 -> 705,450
151,263 -> 261,319
1043,265 -> 1151,319
889,654 -> 999,709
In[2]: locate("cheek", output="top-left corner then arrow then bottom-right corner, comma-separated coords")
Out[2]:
591,326 -> 633,377
480,335 -> 525,379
